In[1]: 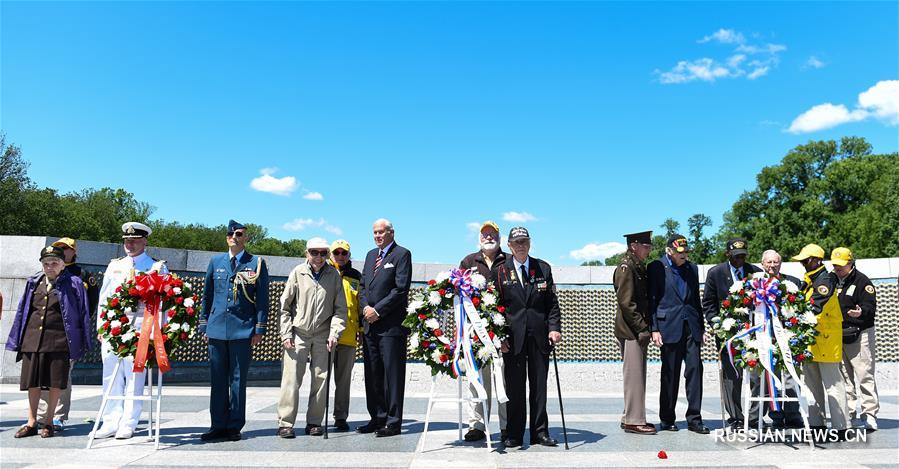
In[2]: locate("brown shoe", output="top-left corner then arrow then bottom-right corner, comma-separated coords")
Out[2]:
277,426 -> 295,439
15,425 -> 38,438
623,424 -> 658,435
40,426 -> 55,438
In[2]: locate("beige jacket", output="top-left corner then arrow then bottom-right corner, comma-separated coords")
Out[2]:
279,262 -> 347,341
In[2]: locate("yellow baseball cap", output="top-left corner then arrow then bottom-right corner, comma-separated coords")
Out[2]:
52,237 -> 77,250
480,220 -> 500,233
791,243 -> 825,261
830,247 -> 853,266
330,239 -> 351,252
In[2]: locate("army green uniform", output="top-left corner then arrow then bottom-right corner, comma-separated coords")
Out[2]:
613,251 -> 651,426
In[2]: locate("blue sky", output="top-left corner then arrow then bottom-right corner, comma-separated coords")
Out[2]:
2,1 -> 897,265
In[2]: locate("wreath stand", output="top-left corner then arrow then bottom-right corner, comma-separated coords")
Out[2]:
416,373 -> 494,452
741,369 -> 814,450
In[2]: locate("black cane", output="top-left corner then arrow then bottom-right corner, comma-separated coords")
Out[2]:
324,347 -> 333,439
551,345 -> 570,450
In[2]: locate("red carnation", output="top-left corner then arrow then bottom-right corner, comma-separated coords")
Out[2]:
180,332 -> 188,341
120,316 -> 129,324
790,317 -> 798,326
111,327 -> 121,336
742,297 -> 752,305
747,359 -> 757,367
167,289 -> 176,297
186,307 -> 195,316
175,296 -> 184,304
422,340 -> 431,348
102,321 -> 110,330
722,299 -> 731,308
438,289 -> 446,296
472,297 -> 480,307
439,354 -> 449,363
488,331 -> 495,339
167,310 -> 176,318
497,306 -> 506,314
115,286 -> 122,293
110,298 -> 120,307
418,314 -> 426,320
129,287 -> 139,296
797,354 -> 806,362
434,329 -> 443,337
788,295 -> 796,302
658,451 -> 668,459
428,279 -> 436,286
739,289 -> 745,295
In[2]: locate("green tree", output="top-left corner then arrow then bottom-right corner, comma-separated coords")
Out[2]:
580,260 -> 603,266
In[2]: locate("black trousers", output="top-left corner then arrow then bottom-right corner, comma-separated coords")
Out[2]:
503,335 -> 549,442
659,322 -> 703,426
362,332 -> 407,429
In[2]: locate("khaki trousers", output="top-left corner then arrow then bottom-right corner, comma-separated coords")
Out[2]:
619,337 -> 649,425
277,331 -> 329,427
467,363 -> 509,431
38,360 -> 75,422
841,327 -> 879,420
803,361 -> 848,429
332,343 -> 356,421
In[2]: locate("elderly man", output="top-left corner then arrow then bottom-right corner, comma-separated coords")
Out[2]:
94,222 -> 168,440
358,219 -> 412,437
760,250 -> 804,428
328,239 -> 363,432
200,220 -> 270,442
277,238 -> 347,438
492,227 -> 561,448
794,244 -> 848,433
613,231 -> 656,435
38,237 -> 100,432
830,248 -> 879,431
702,238 -> 761,429
459,220 -> 509,442
648,235 -> 709,434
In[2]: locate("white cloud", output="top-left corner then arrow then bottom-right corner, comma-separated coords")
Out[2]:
250,168 -> 298,196
787,80 -> 899,133
657,30 -> 785,84
805,56 -> 826,69
698,28 -> 745,44
466,222 -> 481,232
302,191 -> 324,201
569,242 -> 627,262
502,211 -> 537,223
283,217 -> 343,236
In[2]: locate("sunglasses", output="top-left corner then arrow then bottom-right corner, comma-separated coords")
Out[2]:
227,231 -> 245,238
332,250 -> 349,256
308,249 -> 329,257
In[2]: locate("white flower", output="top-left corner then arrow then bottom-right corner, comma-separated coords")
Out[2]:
492,313 -> 506,327
110,320 -> 121,329
734,307 -> 749,317
122,331 -> 135,342
431,349 -> 445,363
183,282 -> 192,290
437,334 -> 451,345
784,281 -> 799,294
752,272 -> 767,279
722,318 -> 736,331
173,287 -> 182,295
407,300 -> 424,314
477,347 -> 492,361
181,323 -> 191,332
482,293 -> 496,306
729,281 -> 743,293
410,334 -> 420,349
124,307 -> 133,315
802,311 -> 818,325
169,322 -> 181,331
743,351 -> 758,361
428,291 -> 441,306
470,273 -> 487,291
425,318 -> 440,330
781,305 -> 796,319
184,298 -> 195,308
435,271 -> 451,283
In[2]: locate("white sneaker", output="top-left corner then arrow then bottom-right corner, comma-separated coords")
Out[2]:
115,427 -> 134,439
93,424 -> 118,439
864,415 -> 878,431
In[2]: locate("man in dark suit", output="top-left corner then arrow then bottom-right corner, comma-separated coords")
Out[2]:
199,220 -> 270,442
491,227 -> 561,448
702,238 -> 761,429
648,234 -> 709,434
357,218 -> 412,437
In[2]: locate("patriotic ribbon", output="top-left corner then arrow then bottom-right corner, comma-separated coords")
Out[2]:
132,272 -> 172,374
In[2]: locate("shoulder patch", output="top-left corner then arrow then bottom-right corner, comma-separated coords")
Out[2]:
817,284 -> 830,295
864,284 -> 875,294
619,264 -> 629,270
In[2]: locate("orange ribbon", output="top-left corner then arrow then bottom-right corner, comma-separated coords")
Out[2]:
132,273 -> 172,374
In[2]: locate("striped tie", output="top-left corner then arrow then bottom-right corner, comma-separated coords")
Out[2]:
374,250 -> 383,273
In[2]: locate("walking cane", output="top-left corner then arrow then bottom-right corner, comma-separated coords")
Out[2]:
324,346 -> 333,440
550,345 -> 570,450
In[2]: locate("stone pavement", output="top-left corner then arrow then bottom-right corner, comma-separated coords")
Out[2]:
1,363 -> 897,468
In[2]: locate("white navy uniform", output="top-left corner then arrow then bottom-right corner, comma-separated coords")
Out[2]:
96,252 -> 167,436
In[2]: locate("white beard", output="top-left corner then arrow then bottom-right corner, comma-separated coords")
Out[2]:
480,241 -> 498,253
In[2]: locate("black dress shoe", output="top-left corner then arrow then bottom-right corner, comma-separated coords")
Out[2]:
659,422 -> 678,432
227,429 -> 242,441
356,421 -> 383,434
375,426 -> 401,437
308,425 -> 324,436
334,419 -> 350,432
503,437 -> 521,447
200,428 -> 229,441
277,426 -> 296,438
687,423 -> 711,434
500,429 -> 508,441
464,428 -> 486,441
533,433 -> 558,447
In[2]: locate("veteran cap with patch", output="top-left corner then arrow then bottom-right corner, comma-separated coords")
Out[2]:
667,234 -> 691,253
831,247 -> 854,266
508,226 -> 530,241
727,238 -> 748,256
624,231 -> 652,245
791,243 -> 825,261
39,245 -> 65,261
121,222 -> 152,239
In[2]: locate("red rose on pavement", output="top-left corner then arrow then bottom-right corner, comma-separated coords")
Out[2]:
658,451 -> 668,459
428,279 -> 436,286
434,329 -> 443,337
111,327 -> 121,336
472,297 -> 480,307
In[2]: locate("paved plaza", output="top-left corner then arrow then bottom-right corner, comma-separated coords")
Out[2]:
1,363 -> 897,468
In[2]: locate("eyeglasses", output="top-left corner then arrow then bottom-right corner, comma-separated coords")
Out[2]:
332,250 -> 349,256
308,249 -> 329,257
227,231 -> 245,238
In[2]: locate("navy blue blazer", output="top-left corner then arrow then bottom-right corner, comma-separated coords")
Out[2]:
647,256 -> 703,344
200,251 -> 270,340
359,243 -> 412,336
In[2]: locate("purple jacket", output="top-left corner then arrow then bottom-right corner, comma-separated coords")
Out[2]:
6,270 -> 93,361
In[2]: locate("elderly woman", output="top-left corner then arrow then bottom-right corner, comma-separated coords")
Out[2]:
276,238 -> 347,438
6,246 -> 92,438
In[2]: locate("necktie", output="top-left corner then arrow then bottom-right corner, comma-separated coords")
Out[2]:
520,264 -> 528,287
230,257 -> 237,271
374,250 -> 383,273
735,268 -> 744,281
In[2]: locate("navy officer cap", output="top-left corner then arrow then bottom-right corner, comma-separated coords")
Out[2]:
228,219 -> 247,232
